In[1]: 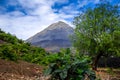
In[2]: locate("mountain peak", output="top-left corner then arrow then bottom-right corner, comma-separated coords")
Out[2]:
27,21 -> 74,52
57,21 -> 68,25
57,21 -> 65,23
46,21 -> 72,30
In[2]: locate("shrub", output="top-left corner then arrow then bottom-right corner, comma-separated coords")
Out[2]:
21,47 -> 47,64
0,44 -> 19,61
44,49 -> 96,80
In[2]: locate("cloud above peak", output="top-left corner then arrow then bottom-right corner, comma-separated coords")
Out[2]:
0,0 -> 116,40
0,0 -> 68,40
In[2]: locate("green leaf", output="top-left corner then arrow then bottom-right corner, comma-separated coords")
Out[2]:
59,70 -> 67,80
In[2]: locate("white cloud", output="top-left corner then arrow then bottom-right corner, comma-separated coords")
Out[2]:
59,3 -> 79,14
77,0 -> 100,8
0,0 -> 97,40
78,0 -> 88,7
0,0 -> 72,40
0,13 -> 64,40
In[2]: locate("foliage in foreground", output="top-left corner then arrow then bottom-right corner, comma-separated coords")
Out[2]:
72,2 -> 120,70
44,49 -> 96,80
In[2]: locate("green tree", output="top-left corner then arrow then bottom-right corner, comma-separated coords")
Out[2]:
73,2 -> 120,70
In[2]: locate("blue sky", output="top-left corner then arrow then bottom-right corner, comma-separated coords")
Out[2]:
0,0 -> 119,40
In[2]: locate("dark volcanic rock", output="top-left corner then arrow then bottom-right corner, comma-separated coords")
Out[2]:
26,21 -> 74,52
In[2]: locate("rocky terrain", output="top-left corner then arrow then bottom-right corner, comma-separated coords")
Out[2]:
27,21 -> 74,52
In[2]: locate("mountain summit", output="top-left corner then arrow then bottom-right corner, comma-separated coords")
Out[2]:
27,21 -> 74,52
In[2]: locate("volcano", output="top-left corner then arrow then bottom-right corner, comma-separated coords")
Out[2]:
26,21 -> 74,52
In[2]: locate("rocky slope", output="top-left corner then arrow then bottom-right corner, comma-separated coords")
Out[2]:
27,21 -> 74,52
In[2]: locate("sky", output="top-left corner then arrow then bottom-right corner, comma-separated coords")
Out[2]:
0,0 -> 119,40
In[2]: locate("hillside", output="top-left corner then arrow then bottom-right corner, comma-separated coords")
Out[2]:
27,21 -> 74,52
0,29 -> 49,80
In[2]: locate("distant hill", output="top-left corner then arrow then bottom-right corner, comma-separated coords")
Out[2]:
27,21 -> 74,52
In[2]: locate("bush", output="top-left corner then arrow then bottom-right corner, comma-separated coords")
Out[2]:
0,44 -> 19,61
44,49 -> 96,80
21,47 -> 47,64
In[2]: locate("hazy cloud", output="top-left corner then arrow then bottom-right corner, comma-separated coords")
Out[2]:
0,0 -> 115,40
0,0 -> 71,40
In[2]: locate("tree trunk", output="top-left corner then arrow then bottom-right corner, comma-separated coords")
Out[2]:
92,52 -> 103,71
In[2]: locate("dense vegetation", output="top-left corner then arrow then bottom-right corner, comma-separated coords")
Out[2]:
73,2 -> 120,70
44,49 -> 96,80
0,29 -> 96,80
0,29 -> 46,63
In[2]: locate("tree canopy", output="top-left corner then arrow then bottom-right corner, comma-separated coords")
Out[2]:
73,2 -> 120,70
